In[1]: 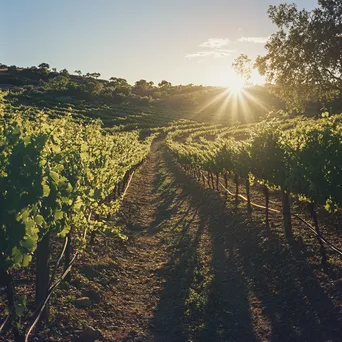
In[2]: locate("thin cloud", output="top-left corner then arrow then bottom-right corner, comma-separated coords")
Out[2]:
185,35 -> 268,60
185,49 -> 233,59
199,38 -> 231,49
238,36 -> 269,44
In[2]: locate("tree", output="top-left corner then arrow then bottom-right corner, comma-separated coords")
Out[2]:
133,79 -> 155,96
74,70 -> 82,76
8,65 -> 17,72
60,69 -> 69,77
44,75 -> 69,91
255,1 -> 342,111
108,77 -> 131,96
85,72 -> 101,79
158,80 -> 172,88
232,54 -> 252,82
109,77 -> 129,87
83,81 -> 103,95
38,63 -> 50,70
91,72 -> 101,79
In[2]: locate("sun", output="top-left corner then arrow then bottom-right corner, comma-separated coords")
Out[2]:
226,74 -> 245,94
209,67 -> 251,92
229,78 -> 245,93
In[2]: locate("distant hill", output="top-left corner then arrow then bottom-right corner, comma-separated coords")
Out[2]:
2,63 -> 340,125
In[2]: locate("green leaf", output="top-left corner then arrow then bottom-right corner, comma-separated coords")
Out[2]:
11,247 -> 24,266
35,215 -> 44,226
58,225 -> 71,238
94,188 -> 102,200
21,209 -> 30,221
15,295 -> 27,317
21,237 -> 36,251
24,219 -> 36,231
42,183 -> 50,197
55,210 -> 63,220
80,152 -> 89,159
22,254 -> 32,267
49,170 -> 59,183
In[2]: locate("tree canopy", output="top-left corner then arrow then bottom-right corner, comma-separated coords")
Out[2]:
232,54 -> 252,83
255,0 -> 342,111
38,63 -> 50,70
158,80 -> 172,88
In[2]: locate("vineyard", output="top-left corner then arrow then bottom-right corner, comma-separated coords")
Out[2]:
167,113 -> 342,238
1,86 -> 342,342
0,92 -> 156,341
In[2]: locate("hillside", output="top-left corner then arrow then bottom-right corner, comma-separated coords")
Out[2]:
0,65 -> 286,126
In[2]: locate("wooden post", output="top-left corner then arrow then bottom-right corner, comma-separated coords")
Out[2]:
263,185 -> 270,229
64,230 -> 72,282
121,178 -> 126,193
308,202 -> 328,272
215,173 -> 219,191
117,181 -> 122,197
210,172 -> 215,189
123,172 -> 128,189
36,231 -> 51,325
224,173 -> 228,200
90,230 -> 96,245
281,189 -> 292,239
1,270 -> 21,340
113,185 -> 117,201
234,174 -> 239,208
246,178 -> 252,215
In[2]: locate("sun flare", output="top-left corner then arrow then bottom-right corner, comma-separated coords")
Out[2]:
226,74 -> 245,94
229,79 -> 245,93
211,69 -> 246,93
208,67 -> 265,92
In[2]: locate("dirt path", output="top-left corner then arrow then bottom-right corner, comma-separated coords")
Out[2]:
47,141 -> 342,342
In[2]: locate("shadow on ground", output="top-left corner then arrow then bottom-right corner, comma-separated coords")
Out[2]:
148,146 -> 342,342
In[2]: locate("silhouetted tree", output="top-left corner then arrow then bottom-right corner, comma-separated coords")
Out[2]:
8,65 -> 17,72
85,72 -> 101,79
60,69 -> 69,77
232,54 -> 252,82
109,77 -> 129,86
92,72 -> 101,79
38,63 -> 50,70
255,1 -> 342,111
158,80 -> 172,88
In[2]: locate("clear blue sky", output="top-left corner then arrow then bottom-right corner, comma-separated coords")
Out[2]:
1,0 -> 317,86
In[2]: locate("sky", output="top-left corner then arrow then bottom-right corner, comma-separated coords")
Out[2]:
1,0 -> 317,86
